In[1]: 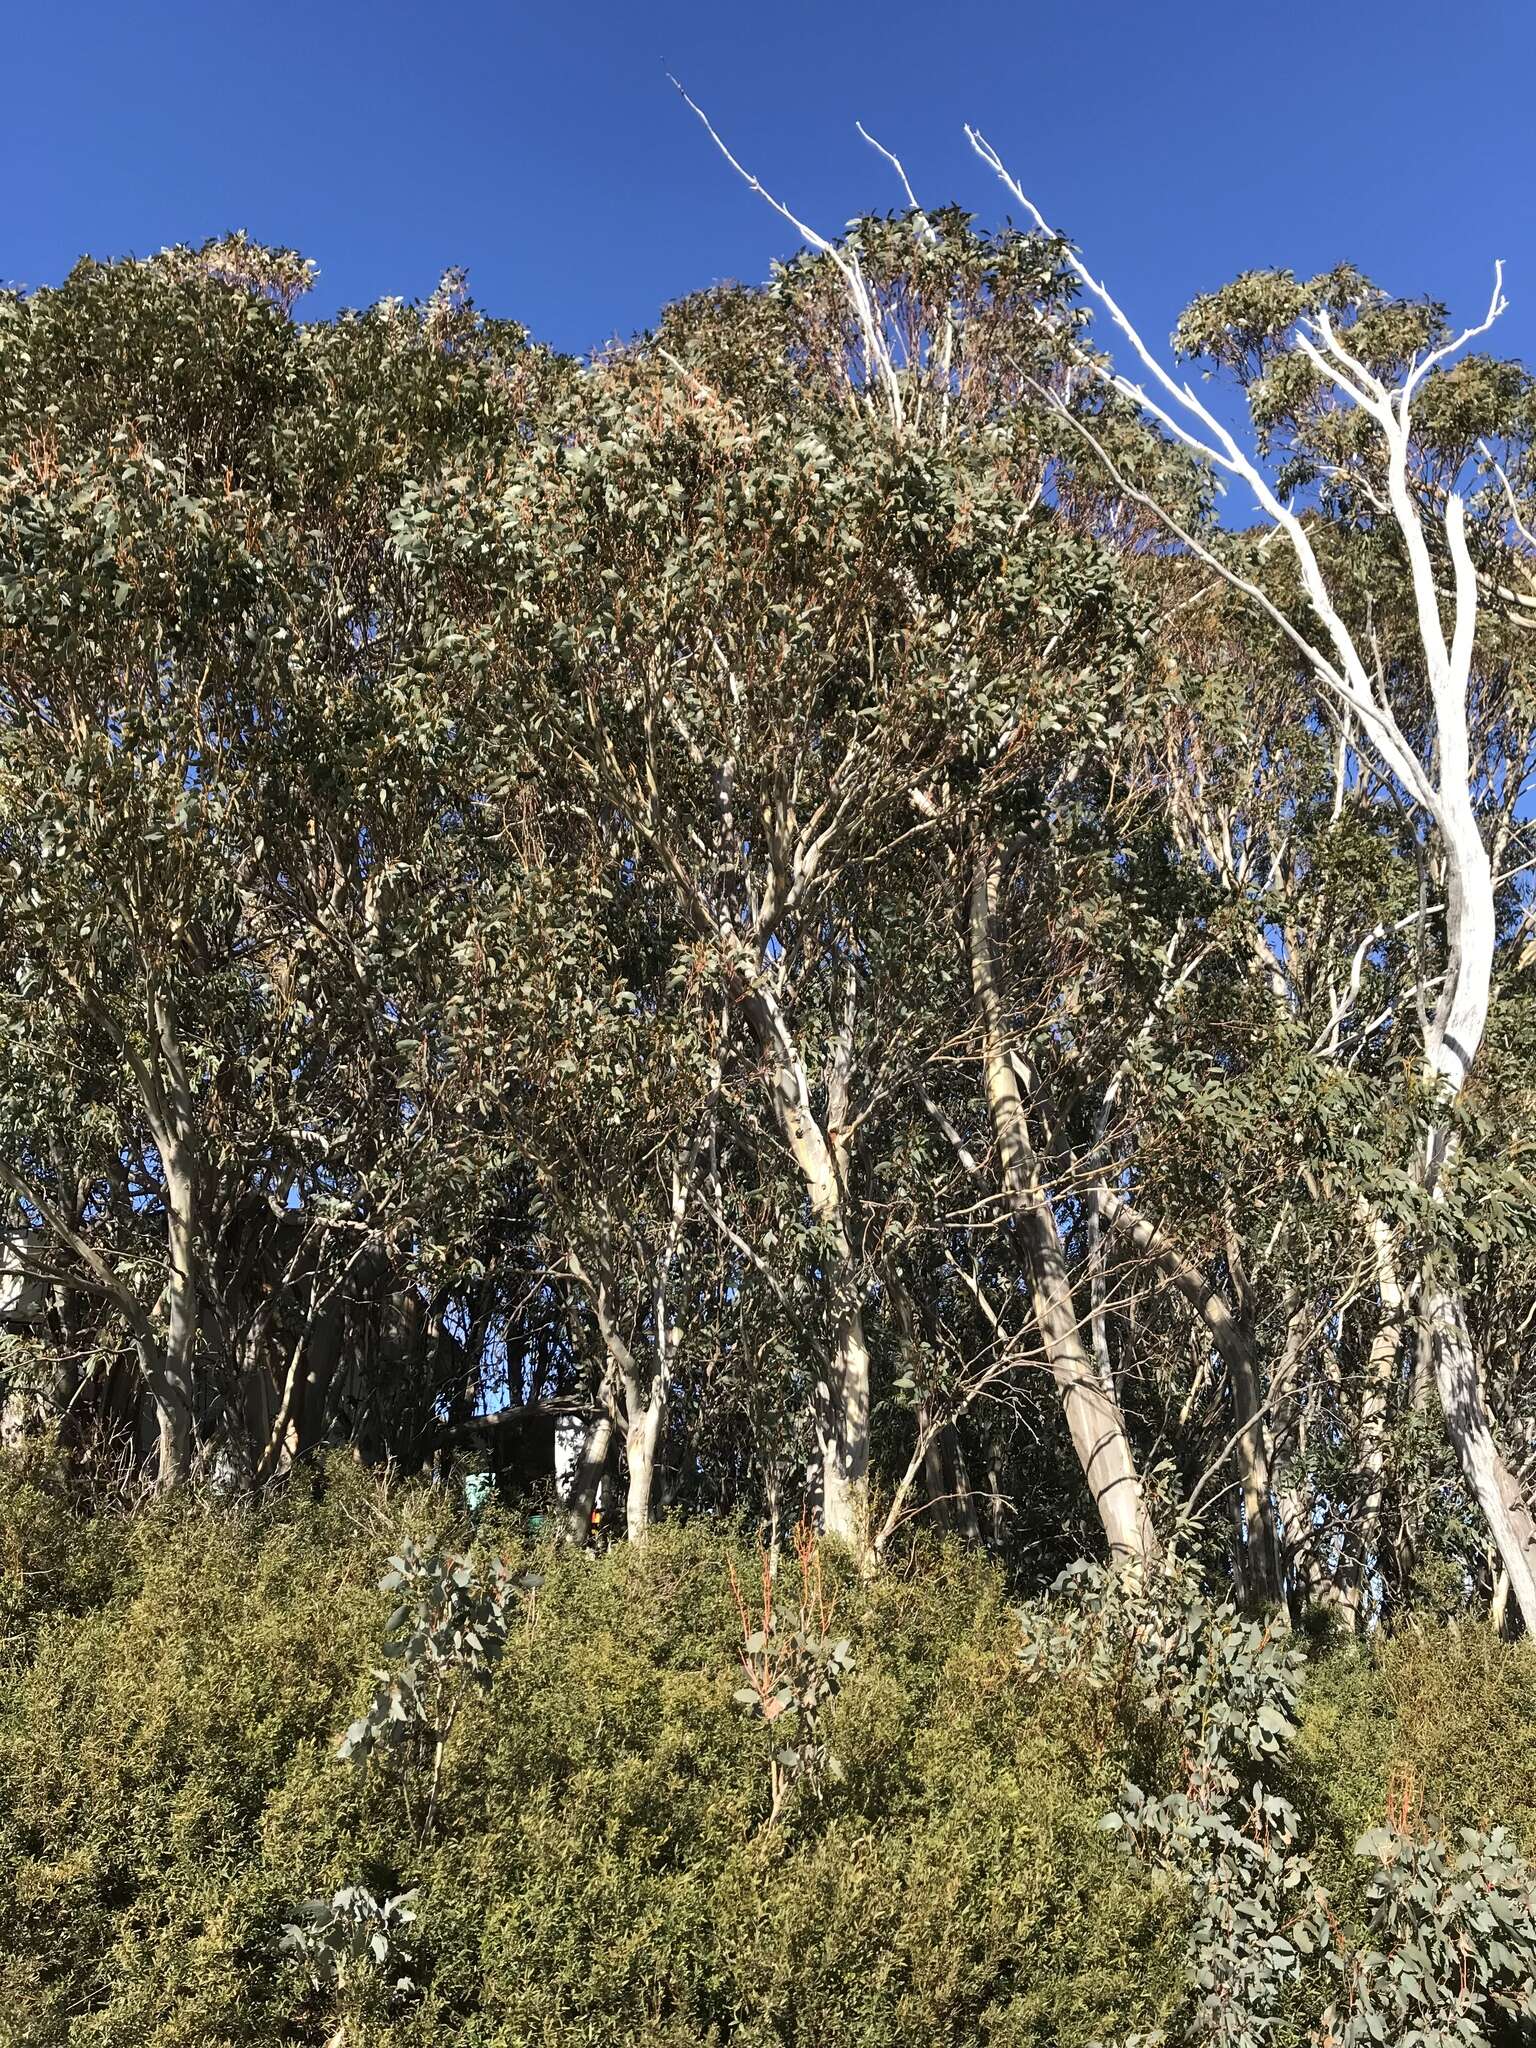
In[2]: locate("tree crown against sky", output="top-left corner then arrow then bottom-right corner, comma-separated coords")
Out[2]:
2,191 -> 1535,1642
6,1 -> 1533,366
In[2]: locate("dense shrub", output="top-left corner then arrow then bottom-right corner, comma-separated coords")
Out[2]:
0,1461 -> 1184,2046
1297,1625 -> 1536,1858
4,1456 -> 1536,2046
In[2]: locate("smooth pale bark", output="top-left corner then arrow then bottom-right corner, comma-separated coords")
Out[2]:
622,1382 -> 667,1544
1338,1209 -> 1405,1632
565,1408 -> 614,1544
146,993 -> 199,1485
961,152 -> 1536,1629
1491,1564 -> 1513,1636
1425,1271 -> 1536,1628
641,758 -> 873,1556
969,852 -> 1157,1567
567,1110 -> 705,1546
735,975 -> 872,1562
1100,1189 -> 1284,1610
566,1249 -> 668,1545
1416,837 -> 1536,1632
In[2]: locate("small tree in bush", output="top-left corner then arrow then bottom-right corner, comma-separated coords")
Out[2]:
339,1538 -> 540,1840
1021,1555 -> 1331,2047
280,1882 -> 418,1999
1322,1809 -> 1536,2046
729,1521 -> 855,1826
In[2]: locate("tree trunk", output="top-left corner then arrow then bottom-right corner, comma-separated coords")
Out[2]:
1228,1332 -> 1285,1615
1418,832 -> 1536,1633
144,990 -> 200,1487
736,976 -> 872,1563
150,1151 -> 198,1486
1426,1270 -> 1536,1635
970,851 -> 1157,1567
1100,1188 -> 1283,1607
1339,1209 -> 1404,1633
623,1380 -> 666,1544
566,1408 -> 614,1544
820,1306 -> 870,1552
567,1245 -> 672,1546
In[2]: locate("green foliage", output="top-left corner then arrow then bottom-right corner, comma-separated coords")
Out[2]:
1022,1556 -> 1328,2047
0,1463 -> 1184,2045
8,1462 -> 1536,2045
1022,1565 -> 1536,2048
728,1529 -> 857,1824
281,1882 -> 419,1999
1297,1627 -> 1536,1864
0,1447 -> 121,1662
1324,1825 -> 1536,2046
338,1537 -> 542,1856
5,197 -> 1536,2045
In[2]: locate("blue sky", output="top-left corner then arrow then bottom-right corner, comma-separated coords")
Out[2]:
7,0 -> 1533,374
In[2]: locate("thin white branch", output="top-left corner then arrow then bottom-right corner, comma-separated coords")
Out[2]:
674,80 -> 904,428
855,123 -> 927,229
1403,262 -> 1506,401
963,124 -> 1507,845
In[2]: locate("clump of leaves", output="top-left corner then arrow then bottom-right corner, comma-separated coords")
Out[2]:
1322,1805 -> 1536,2047
729,1519 -> 855,1826
339,1539 -> 540,1839
1021,1554 -> 1329,2048
280,1881 -> 418,1997
283,1540 -> 541,2035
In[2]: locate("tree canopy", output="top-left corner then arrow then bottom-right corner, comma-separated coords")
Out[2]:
3,207 -> 1535,1634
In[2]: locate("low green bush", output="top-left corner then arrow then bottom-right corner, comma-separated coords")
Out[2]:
4,1456 -> 1536,2047
0,1463 -> 1183,2046
1298,1624 -> 1536,1856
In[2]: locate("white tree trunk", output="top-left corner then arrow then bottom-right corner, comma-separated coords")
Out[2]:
1425,1275 -> 1536,1633
964,142 -> 1536,1622
150,991 -> 199,1487
1422,835 -> 1536,1633
1339,1208 -> 1404,1632
737,979 -> 873,1562
622,1378 -> 667,1544
970,854 -> 1157,1567
565,1408 -> 613,1544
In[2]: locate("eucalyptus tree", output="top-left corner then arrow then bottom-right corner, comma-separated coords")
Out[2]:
9,171 -> 1535,1634
970,129 -> 1536,1622
464,324 -> 969,1556
445,773 -> 736,1541
660,110 -> 1177,1563
0,242 -> 552,1482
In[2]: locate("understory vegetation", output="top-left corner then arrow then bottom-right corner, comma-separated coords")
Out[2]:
4,1458 -> 1536,2046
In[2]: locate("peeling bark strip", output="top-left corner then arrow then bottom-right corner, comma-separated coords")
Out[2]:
969,851 -> 1157,1567
1338,1207 -> 1404,1630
